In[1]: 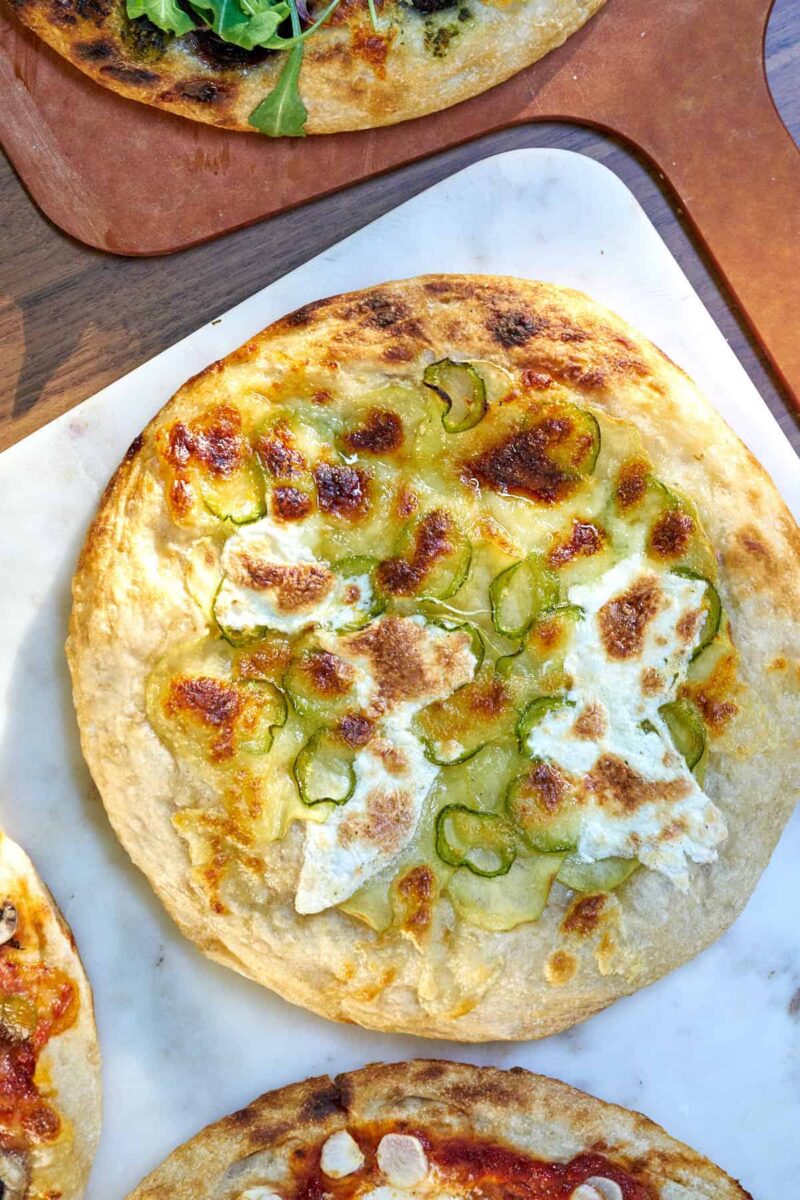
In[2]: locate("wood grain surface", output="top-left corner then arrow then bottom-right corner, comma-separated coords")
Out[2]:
1,0 -> 798,456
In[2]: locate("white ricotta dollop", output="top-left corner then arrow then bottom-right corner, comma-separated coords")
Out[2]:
295,616 -> 478,914
295,723 -> 437,914
320,1130 -> 365,1178
376,1135 -> 429,1188
215,516 -> 375,635
525,554 -> 727,888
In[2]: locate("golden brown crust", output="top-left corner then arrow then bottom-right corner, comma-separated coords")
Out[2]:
67,275 -> 800,1042
0,831 -> 102,1199
126,1060 -> 752,1199
7,0 -> 605,133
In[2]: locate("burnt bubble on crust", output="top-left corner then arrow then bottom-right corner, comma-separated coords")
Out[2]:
409,0 -> 458,11
183,28 -> 274,68
487,308 -> 547,348
313,463 -> 370,519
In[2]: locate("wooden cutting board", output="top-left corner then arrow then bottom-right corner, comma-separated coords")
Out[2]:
2,0 -> 800,409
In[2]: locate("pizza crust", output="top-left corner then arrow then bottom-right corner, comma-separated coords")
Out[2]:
67,275 -> 800,1042
126,1060 -> 752,1198
7,0 -> 605,133
0,831 -> 102,1200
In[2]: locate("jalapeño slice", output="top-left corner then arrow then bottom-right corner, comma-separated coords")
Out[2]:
672,567 -> 722,659
423,359 -> 488,433
447,853 -> 564,931
293,730 -> 356,806
489,554 -> 560,640
198,458 -> 266,525
435,805 -> 516,877
376,510 -> 472,601
332,555 -> 386,630
517,695 -> 575,754
659,697 -> 707,771
415,667 -> 515,766
556,855 -> 639,893
505,762 -> 580,853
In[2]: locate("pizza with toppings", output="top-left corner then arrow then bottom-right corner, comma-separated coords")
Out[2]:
0,830 -> 101,1199
67,275 -> 800,1040
126,1061 -> 752,1199
7,0 -> 604,136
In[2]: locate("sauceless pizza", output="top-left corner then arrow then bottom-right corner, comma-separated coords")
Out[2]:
0,830 -> 101,1200
68,276 -> 800,1041
8,0 -> 604,135
126,1061 -> 752,1199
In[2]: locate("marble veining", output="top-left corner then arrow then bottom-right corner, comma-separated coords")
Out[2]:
0,151 -> 797,1199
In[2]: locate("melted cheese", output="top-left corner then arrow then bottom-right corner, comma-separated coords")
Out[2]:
216,516 -> 375,635
295,618 -> 477,914
525,554 -> 727,888
295,725 -> 437,914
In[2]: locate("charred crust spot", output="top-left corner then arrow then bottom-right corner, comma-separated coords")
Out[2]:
376,509 -> 454,596
598,576 -> 661,660
383,344 -> 414,363
48,0 -> 78,25
300,1080 -> 344,1122
100,63 -> 159,84
410,0 -> 456,10
303,651 -> 355,698
170,477 -> 193,515
487,309 -> 546,348
314,463 -> 370,520
171,78 -> 230,103
351,28 -> 390,73
125,432 -> 144,460
272,486 -> 313,521
463,420 -> 579,504
183,28 -> 273,67
738,527 -> 770,561
74,0 -> 111,18
561,893 -> 607,937
588,754 -> 690,814
359,294 -> 408,329
284,299 -> 328,328
342,409 -> 403,455
74,38 -> 115,60
336,712 -> 375,748
649,510 -> 694,559
616,458 -> 649,510
548,519 -> 605,568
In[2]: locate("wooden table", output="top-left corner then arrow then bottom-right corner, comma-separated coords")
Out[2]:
1,0 -> 798,456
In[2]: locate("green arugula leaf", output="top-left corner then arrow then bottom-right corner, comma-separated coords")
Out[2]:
126,0 -> 196,35
248,43 -> 307,136
187,0 -> 290,48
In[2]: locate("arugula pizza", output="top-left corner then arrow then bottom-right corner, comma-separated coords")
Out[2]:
0,830 -> 101,1200
67,276 -> 800,1040
126,1060 -> 752,1199
8,0 -> 604,135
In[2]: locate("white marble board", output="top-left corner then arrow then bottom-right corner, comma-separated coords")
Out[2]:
0,149 -> 797,1199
